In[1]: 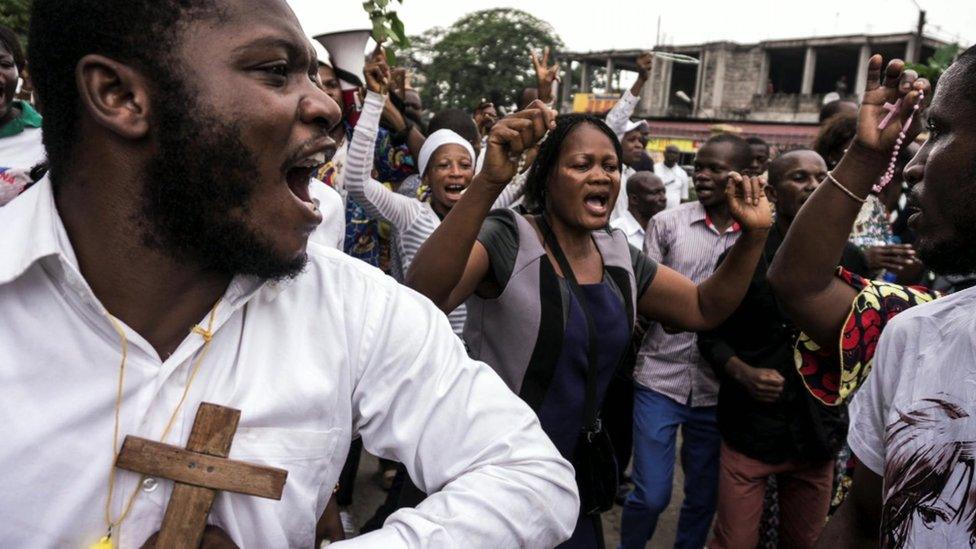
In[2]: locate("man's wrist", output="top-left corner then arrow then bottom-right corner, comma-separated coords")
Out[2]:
741,225 -> 771,240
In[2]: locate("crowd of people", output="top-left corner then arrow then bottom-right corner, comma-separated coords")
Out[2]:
2,1 -> 976,548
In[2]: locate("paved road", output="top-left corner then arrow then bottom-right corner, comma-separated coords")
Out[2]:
344,452 -> 686,548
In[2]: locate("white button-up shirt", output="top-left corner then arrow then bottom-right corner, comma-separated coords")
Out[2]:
653,162 -> 690,210
610,209 -> 646,250
0,178 -> 578,548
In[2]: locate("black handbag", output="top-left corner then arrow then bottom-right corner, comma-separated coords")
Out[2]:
538,217 -> 618,516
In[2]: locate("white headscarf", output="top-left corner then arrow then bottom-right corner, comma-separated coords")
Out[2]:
418,129 -> 476,177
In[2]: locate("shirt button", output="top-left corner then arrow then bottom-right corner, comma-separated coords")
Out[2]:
142,477 -> 158,493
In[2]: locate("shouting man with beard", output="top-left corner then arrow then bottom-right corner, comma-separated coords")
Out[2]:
0,0 -> 578,547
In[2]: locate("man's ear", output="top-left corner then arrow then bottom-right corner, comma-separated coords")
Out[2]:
75,54 -> 151,140
765,182 -> 778,205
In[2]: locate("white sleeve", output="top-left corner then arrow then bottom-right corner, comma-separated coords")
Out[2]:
605,89 -> 640,139
346,91 -> 423,231
680,170 -> 690,200
491,171 -> 528,210
343,283 -> 579,548
308,181 -> 345,250
847,319 -> 905,476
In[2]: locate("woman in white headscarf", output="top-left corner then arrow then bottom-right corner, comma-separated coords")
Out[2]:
345,49 -> 518,336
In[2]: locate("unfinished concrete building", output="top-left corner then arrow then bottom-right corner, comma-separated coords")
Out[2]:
560,32 -> 948,151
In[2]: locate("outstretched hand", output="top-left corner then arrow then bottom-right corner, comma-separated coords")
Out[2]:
854,55 -> 931,156
479,99 -> 557,186
363,45 -> 390,95
531,47 -> 560,103
635,52 -> 653,79
725,172 -> 772,232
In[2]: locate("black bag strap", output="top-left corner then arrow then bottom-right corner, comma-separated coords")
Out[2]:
538,215 -> 602,434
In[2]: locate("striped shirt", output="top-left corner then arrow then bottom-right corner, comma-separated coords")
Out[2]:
347,92 -> 527,336
634,201 -> 740,407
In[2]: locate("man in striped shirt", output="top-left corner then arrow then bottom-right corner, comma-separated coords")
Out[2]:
620,133 -> 755,549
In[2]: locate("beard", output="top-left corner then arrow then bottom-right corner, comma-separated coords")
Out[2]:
139,71 -> 306,281
916,229 -> 976,276
915,163 -> 976,276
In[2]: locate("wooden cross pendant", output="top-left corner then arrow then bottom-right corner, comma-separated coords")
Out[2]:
115,403 -> 288,548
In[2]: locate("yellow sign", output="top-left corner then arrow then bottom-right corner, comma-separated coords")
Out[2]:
572,93 -> 620,114
645,138 -> 697,153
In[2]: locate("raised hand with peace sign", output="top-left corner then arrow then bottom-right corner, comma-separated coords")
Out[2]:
530,47 -> 560,104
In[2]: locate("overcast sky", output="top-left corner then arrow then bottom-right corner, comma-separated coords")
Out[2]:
391,0 -> 973,52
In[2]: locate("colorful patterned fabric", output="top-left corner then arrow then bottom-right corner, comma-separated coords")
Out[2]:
848,195 -> 892,250
795,267 -> 939,406
315,125 -> 416,271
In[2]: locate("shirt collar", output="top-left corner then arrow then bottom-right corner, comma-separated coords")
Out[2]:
0,176 -> 271,306
614,209 -> 645,236
0,101 -> 42,139
0,175 -> 68,285
687,201 -> 741,234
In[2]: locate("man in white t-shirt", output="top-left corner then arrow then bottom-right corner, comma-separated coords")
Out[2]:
654,144 -> 690,210
815,47 -> 976,548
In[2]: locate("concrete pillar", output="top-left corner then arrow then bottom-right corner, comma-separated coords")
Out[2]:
580,62 -> 589,93
560,60 -> 573,111
661,59 -> 674,110
711,48 -> 727,111
756,50 -> 770,95
905,38 -> 917,63
854,44 -> 871,99
692,49 -> 707,115
606,57 -> 614,93
801,46 -> 817,95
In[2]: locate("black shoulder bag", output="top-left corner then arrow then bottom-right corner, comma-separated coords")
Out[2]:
538,216 -> 618,515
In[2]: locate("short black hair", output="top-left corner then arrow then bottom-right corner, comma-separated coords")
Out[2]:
0,25 -> 25,72
745,136 -> 769,150
767,148 -> 821,188
953,45 -> 976,101
702,133 -> 752,171
819,99 -> 858,123
428,108 -> 480,151
525,113 -> 623,211
28,0 -> 219,182
812,112 -> 856,162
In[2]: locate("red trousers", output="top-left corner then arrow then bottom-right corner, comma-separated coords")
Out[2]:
709,442 -> 833,549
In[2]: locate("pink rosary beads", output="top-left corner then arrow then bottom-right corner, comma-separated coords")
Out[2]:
873,89 -> 924,194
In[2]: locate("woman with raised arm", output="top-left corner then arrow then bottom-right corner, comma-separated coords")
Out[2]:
767,56 -> 938,409
345,48 -> 522,335
406,104 -> 771,548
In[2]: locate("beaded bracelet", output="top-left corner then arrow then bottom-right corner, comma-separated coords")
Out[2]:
873,89 -> 925,194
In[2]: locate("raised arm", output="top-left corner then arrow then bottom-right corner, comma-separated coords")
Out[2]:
531,47 -> 560,105
637,173 -> 772,331
604,52 -> 652,138
405,102 -> 557,312
349,277 -> 577,547
768,56 -> 930,348
345,48 -> 422,230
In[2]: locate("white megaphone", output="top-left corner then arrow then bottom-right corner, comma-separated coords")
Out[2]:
289,0 -> 372,125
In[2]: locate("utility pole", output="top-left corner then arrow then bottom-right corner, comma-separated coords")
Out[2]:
913,5 -> 926,63
656,15 -> 661,47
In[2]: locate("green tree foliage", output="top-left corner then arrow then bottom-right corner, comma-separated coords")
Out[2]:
0,0 -> 32,42
404,8 -> 562,113
907,43 -> 960,85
